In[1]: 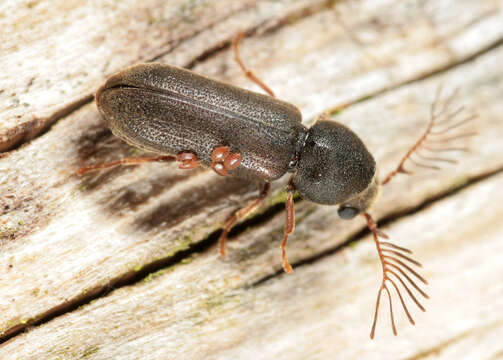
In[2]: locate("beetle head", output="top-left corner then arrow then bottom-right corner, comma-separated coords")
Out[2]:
294,121 -> 380,217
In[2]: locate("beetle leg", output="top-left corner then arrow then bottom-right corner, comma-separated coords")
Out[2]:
176,152 -> 201,169
219,181 -> 270,256
77,151 -> 202,175
232,32 -> 276,98
77,155 -> 176,175
281,179 -> 296,273
210,146 -> 242,177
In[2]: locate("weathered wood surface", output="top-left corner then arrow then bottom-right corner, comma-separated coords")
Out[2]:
1,0 -> 502,359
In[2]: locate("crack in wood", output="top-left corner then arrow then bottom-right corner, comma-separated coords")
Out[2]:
0,190 -> 288,344
4,1 -> 501,154
1,0 -> 334,154
2,1 -> 502,347
323,36 -> 503,118
1,161 -> 501,346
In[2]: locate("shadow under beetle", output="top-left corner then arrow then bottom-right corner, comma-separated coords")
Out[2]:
79,33 -> 476,338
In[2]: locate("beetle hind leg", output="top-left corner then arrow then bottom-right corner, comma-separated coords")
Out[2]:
219,178 -> 297,274
219,181 -> 270,256
77,151 -> 201,175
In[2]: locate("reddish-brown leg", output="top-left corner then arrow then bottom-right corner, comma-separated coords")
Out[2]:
77,155 -> 176,175
77,151 -> 200,175
176,152 -> 201,169
233,32 -> 276,98
281,180 -> 296,273
219,182 -> 271,256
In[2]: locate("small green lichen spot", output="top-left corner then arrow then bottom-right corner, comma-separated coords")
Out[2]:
330,108 -> 343,117
80,345 -> 99,358
181,257 -> 193,265
356,94 -> 373,103
141,269 -> 166,284
166,235 -> 192,257
452,176 -> 469,190
267,190 -> 287,207
134,265 -> 142,272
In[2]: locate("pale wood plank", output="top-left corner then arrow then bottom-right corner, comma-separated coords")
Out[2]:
1,108 -> 501,360
0,0 -> 330,151
0,0 -> 502,356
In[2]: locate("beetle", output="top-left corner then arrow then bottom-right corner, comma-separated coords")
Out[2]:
79,33 -> 475,338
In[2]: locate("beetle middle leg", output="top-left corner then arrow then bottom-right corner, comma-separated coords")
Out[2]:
77,151 -> 200,175
219,181 -> 270,256
281,178 -> 296,273
233,32 -> 276,98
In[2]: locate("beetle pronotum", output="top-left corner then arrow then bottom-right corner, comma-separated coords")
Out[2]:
79,33 -> 476,338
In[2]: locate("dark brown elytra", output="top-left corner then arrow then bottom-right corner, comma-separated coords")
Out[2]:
78,32 -> 476,338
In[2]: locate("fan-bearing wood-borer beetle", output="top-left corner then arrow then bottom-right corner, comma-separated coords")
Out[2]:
79,33 -> 475,338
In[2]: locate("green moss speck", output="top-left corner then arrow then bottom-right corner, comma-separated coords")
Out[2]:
267,190 -> 287,207
141,269 -> 167,284
451,176 -> 469,190
356,94 -> 373,103
165,235 -> 193,258
180,257 -> 193,265
80,345 -> 100,358
330,108 -> 343,117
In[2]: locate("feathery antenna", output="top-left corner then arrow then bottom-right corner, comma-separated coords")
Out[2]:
363,213 -> 429,339
382,87 -> 477,185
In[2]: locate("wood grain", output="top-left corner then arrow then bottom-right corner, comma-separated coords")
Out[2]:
1,0 -> 502,358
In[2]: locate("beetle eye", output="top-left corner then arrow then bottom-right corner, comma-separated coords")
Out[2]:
338,206 -> 359,220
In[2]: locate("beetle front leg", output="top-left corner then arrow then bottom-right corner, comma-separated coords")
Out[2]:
219,181 -> 270,256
